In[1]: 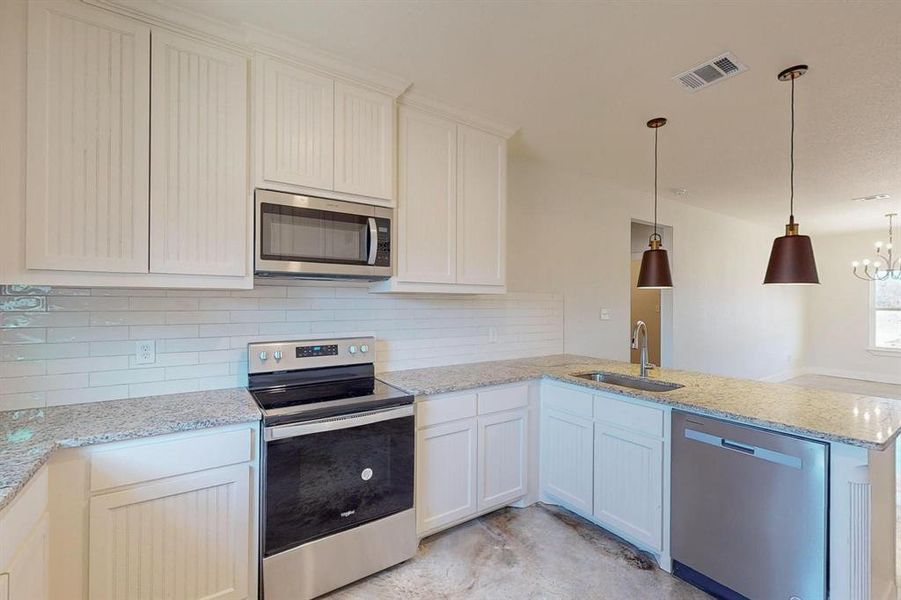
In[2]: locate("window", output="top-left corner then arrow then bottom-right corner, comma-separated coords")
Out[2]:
873,278 -> 901,349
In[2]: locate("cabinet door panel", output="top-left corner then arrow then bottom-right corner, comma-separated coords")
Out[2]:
540,409 -> 593,514
334,82 -> 394,200
26,1 -> 150,273
89,465 -> 251,600
150,30 -> 248,276
397,107 -> 456,283
456,125 -> 506,286
415,419 -> 477,535
593,424 -> 663,551
5,514 -> 49,600
261,58 -> 334,191
478,409 -> 527,510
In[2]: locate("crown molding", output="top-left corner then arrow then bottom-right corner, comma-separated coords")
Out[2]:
82,0 -> 411,97
400,89 -> 519,139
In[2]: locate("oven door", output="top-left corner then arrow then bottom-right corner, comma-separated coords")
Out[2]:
262,405 -> 414,558
255,189 -> 391,279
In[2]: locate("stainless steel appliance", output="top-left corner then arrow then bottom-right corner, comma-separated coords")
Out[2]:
671,411 -> 828,600
255,189 -> 392,280
248,337 -> 416,599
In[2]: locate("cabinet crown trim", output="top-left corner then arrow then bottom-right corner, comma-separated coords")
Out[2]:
400,90 -> 519,139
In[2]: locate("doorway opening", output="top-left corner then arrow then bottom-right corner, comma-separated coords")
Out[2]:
630,220 -> 673,368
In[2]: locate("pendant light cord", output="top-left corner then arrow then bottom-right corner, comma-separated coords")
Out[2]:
654,126 -> 659,238
790,76 -> 795,222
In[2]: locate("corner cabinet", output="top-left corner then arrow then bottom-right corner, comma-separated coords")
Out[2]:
22,1 -> 251,288
415,383 -> 530,537
255,55 -> 396,205
371,100 -> 515,294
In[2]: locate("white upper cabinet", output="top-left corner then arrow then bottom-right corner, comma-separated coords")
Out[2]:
260,57 -> 335,192
334,81 -> 395,200
150,30 -> 248,277
457,125 -> 507,286
373,99 -> 514,294
396,106 -> 457,284
256,55 -> 398,205
26,0 -> 150,273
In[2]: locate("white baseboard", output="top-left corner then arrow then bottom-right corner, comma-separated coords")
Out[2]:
793,366 -> 901,386
757,368 -> 805,383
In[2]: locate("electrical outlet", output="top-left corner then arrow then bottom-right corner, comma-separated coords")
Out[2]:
599,308 -> 611,321
488,327 -> 498,343
135,340 -> 155,365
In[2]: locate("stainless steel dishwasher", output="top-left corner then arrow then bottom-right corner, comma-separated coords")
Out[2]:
671,410 -> 828,600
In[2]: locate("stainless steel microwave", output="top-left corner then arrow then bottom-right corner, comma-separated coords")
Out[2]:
255,189 -> 392,280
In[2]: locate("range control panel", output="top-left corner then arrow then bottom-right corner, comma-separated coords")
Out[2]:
248,337 -> 374,374
295,344 -> 338,358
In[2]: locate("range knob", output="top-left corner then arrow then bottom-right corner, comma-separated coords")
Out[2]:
273,350 -> 283,361
258,351 -> 268,361
348,345 -> 357,355
360,344 -> 369,354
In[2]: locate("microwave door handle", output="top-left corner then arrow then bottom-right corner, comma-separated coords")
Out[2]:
367,217 -> 378,265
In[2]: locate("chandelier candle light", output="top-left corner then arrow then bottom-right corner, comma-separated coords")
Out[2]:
852,213 -> 901,281
763,65 -> 820,285
637,117 -> 674,289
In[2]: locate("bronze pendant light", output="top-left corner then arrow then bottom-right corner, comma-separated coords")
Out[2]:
763,65 -> 820,285
637,117 -> 674,289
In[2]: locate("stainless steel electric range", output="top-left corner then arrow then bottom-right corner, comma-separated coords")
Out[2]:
247,337 -> 417,599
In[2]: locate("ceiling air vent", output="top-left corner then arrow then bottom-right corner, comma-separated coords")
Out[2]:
673,52 -> 748,92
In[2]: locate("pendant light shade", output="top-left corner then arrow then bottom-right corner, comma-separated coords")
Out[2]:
763,65 -> 820,285
637,117 -> 674,289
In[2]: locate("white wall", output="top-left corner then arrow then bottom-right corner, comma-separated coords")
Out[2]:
802,229 -> 901,384
507,155 -> 805,381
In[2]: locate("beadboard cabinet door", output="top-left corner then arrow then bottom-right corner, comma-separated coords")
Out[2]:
4,515 -> 49,600
89,464 -> 251,600
593,423 -> 663,551
540,409 -> 594,514
334,82 -> 394,200
415,418 -> 478,535
397,106 -> 457,284
456,125 -> 506,286
478,409 -> 527,510
26,0 -> 150,273
149,30 -> 248,276
260,57 -> 334,192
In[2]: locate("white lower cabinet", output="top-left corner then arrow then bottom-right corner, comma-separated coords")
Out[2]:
89,464 -> 251,600
540,409 -> 593,514
478,409 -> 528,510
540,382 -> 668,560
593,423 -> 663,551
416,418 -> 479,534
4,515 -> 49,600
416,384 -> 530,536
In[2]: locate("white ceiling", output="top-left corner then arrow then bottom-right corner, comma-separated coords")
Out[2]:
168,0 -> 901,233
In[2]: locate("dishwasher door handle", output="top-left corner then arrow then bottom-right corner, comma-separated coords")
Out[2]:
684,427 -> 803,469
720,439 -> 755,454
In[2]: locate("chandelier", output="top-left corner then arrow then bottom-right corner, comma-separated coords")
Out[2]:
852,213 -> 900,281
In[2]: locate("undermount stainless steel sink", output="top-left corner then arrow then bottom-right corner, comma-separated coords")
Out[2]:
573,371 -> 684,393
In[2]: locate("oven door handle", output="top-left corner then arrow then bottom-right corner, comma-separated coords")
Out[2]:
265,404 -> 413,441
367,217 -> 378,266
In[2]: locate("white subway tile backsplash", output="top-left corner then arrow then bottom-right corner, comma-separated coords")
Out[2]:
0,283 -> 563,409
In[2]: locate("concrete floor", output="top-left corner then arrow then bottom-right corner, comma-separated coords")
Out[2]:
326,504 -> 708,599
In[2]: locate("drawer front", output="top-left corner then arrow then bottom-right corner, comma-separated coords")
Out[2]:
91,427 -> 253,492
477,384 -> 529,415
541,383 -> 593,419
593,393 -> 664,438
416,392 -> 478,428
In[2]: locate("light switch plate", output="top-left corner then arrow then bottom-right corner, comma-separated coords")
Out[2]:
599,308 -> 611,321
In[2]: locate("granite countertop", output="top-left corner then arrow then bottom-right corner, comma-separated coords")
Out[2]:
0,388 -> 261,512
379,354 -> 901,451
